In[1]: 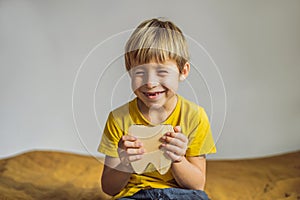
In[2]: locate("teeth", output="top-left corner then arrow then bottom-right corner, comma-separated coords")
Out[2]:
145,92 -> 161,96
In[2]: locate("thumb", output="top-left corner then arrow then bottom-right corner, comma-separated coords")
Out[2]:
174,126 -> 181,133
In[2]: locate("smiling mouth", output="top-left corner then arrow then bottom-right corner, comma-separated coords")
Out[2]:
143,91 -> 165,97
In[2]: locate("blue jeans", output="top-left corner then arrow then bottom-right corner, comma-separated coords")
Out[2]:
118,188 -> 210,200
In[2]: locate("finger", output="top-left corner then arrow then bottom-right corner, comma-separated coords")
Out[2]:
119,153 -> 142,168
161,143 -> 186,157
163,132 -> 188,144
128,154 -> 143,162
174,132 -> 188,143
122,135 -> 137,142
118,135 -> 136,148
165,151 -> 183,162
174,126 -> 181,133
119,135 -> 143,149
124,140 -> 143,148
126,147 -> 145,155
162,136 -> 185,149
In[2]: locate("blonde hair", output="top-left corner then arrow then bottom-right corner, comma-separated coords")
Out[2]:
125,18 -> 189,72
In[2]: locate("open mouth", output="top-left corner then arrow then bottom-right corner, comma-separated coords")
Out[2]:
143,91 -> 165,98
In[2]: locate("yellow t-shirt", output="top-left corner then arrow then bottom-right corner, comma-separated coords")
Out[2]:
98,95 -> 216,199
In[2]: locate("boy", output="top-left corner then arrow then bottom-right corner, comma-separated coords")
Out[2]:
98,18 -> 216,200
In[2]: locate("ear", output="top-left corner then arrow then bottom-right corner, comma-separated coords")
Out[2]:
179,62 -> 190,81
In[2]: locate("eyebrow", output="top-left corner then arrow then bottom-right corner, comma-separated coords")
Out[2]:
133,63 -> 169,70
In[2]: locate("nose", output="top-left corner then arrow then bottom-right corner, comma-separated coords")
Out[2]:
144,72 -> 159,88
146,81 -> 159,88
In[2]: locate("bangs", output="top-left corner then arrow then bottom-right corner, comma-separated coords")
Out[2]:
125,48 -> 183,70
125,24 -> 189,72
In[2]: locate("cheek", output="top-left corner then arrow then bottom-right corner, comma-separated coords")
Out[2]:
131,78 -> 142,91
161,78 -> 179,92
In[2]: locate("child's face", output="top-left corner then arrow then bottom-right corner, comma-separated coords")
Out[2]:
129,59 -> 189,111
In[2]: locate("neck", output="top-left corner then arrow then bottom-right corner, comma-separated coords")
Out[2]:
138,95 -> 178,124
148,108 -> 168,125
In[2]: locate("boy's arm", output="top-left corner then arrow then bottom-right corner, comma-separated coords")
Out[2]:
161,126 -> 207,190
171,155 -> 206,190
101,156 -> 132,196
101,135 -> 145,196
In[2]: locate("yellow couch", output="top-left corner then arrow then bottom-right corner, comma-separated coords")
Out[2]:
0,151 -> 299,200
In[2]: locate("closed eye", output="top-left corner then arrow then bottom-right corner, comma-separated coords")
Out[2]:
157,70 -> 168,74
135,71 -> 145,76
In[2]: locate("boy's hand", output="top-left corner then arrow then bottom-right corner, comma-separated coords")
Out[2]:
160,126 -> 188,162
118,135 -> 145,168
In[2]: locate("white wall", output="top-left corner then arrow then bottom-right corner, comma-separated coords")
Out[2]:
1,0 -> 299,159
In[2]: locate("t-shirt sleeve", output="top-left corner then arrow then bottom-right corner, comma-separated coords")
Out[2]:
186,107 -> 217,156
97,112 -> 123,157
